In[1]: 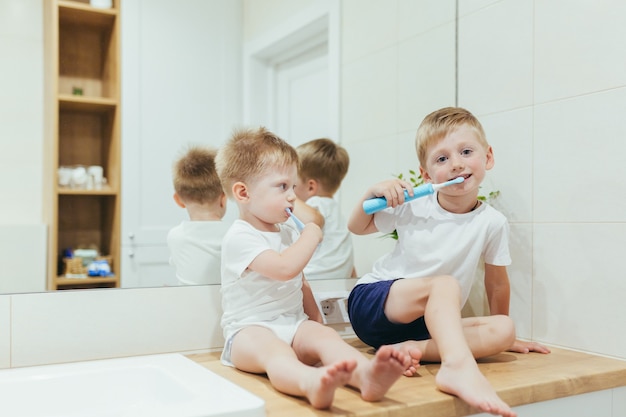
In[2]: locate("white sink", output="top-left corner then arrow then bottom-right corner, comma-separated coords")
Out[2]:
0,353 -> 265,417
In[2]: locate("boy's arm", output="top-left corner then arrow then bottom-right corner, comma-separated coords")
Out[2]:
484,264 -> 551,354
292,198 -> 325,228
301,276 -> 323,323
348,179 -> 413,235
248,223 -> 323,281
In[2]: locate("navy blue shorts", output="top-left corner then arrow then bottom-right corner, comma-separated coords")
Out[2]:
348,279 -> 431,349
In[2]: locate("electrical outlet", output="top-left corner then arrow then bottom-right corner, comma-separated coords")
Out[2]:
316,293 -> 350,324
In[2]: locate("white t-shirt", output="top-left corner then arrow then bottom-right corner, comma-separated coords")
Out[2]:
302,196 -> 354,280
167,220 -> 230,285
220,219 -> 308,362
356,193 -> 511,306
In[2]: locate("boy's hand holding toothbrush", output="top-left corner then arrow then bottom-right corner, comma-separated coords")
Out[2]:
365,178 -> 416,211
362,177 -> 465,215
286,208 -> 322,243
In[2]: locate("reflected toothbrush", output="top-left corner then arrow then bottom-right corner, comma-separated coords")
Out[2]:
362,177 -> 465,215
286,208 -> 306,231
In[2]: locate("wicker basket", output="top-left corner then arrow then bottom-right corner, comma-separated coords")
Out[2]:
63,256 -> 113,278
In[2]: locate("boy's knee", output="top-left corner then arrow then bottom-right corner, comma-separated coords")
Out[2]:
494,315 -> 516,346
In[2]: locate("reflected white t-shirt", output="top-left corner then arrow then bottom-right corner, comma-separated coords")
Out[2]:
356,193 -> 511,306
300,196 -> 354,280
167,220 -> 230,285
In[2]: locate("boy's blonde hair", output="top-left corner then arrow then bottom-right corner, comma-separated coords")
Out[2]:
415,107 -> 488,168
172,146 -> 223,204
216,126 -> 299,198
296,138 -> 349,194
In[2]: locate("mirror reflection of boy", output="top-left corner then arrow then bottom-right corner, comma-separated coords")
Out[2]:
167,146 -> 229,285
292,138 -> 357,280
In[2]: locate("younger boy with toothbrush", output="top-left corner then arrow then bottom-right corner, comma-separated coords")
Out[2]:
214,126 -> 421,410
347,107 -> 550,417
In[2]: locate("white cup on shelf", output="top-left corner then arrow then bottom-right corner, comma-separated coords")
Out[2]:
88,165 -> 104,189
70,166 -> 88,189
58,166 -> 72,187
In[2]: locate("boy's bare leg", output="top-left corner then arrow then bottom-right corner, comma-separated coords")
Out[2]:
396,315 -> 516,364
386,276 -> 517,417
231,326 -> 355,409
293,321 -> 421,402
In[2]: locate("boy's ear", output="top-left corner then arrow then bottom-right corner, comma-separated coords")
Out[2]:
173,193 -> 186,208
485,146 -> 495,170
419,166 -> 433,183
232,182 -> 249,203
307,179 -> 318,195
219,192 -> 227,208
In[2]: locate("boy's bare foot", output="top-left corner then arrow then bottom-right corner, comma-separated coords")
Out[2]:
358,345 -> 410,402
391,340 -> 423,376
304,359 -> 356,409
436,356 -> 516,417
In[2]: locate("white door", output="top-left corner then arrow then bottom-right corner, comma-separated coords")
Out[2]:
243,1 -> 340,148
120,0 -> 242,288
275,44 -> 330,147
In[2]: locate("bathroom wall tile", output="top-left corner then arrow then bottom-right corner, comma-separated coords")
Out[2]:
397,22 -> 456,133
0,35 -> 44,223
457,0 -> 504,17
534,0 -> 626,103
0,39 -> 44,162
507,224 -> 533,340
458,0 -> 533,115
11,286 -> 222,367
0,0 -> 42,40
395,128 -> 420,174
0,296 -> 10,369
461,223 -> 532,341
613,386 -> 626,417
397,0 -> 455,42
0,225 -> 46,293
533,224 -> 626,359
479,108 -> 533,224
340,135 -> 404,275
533,89 -> 626,223
341,0 -> 398,64
341,47 -> 398,143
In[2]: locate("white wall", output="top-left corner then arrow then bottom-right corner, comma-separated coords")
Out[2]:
456,0 -> 626,359
337,0 -> 626,360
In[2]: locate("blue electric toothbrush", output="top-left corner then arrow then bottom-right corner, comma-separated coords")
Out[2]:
286,208 -> 306,231
362,177 -> 465,215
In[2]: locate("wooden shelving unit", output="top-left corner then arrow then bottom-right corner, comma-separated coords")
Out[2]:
44,0 -> 121,290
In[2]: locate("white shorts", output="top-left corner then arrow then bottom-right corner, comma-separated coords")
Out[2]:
220,315 -> 307,367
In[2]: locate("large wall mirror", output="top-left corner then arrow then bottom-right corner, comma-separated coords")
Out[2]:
0,0 -> 458,294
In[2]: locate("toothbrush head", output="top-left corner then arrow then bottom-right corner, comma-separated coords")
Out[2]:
450,176 -> 464,184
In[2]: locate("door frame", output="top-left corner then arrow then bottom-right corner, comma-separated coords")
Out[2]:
242,0 -> 340,141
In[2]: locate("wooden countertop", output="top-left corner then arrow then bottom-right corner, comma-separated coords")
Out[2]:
187,338 -> 626,417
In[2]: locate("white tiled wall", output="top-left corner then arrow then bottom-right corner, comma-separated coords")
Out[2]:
0,296 -> 10,369
339,0 -> 626,360
0,0 -> 44,224
454,0 -> 626,358
4,286 -> 223,368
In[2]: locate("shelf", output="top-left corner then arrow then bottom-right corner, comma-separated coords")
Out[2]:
59,1 -> 117,27
56,276 -> 118,287
59,94 -> 117,112
46,0 -> 121,291
57,185 -> 117,195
